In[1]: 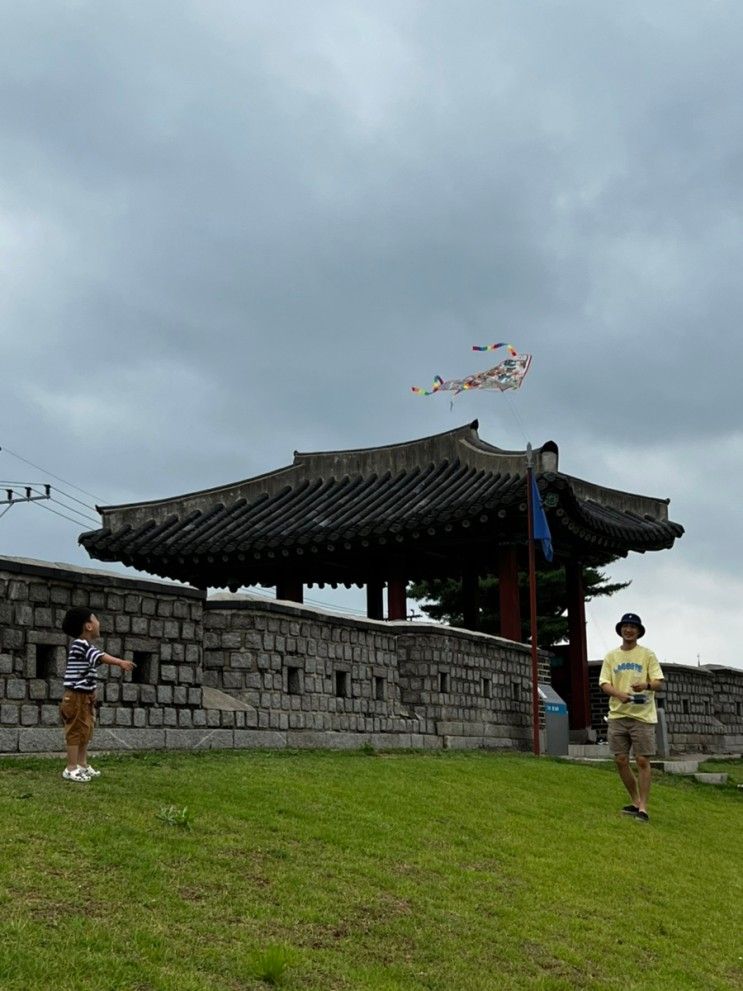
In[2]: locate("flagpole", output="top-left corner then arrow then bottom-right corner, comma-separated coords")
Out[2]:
526,443 -> 541,756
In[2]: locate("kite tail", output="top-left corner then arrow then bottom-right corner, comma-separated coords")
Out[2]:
411,375 -> 444,396
472,343 -> 518,356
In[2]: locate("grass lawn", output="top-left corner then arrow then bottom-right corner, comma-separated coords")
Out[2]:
0,749 -> 741,991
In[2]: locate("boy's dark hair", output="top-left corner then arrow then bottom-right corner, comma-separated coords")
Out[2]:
61,607 -> 93,638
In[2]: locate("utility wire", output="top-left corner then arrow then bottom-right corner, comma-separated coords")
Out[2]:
236,584 -> 368,618
48,498 -> 100,527
0,444 -> 105,503
17,484 -> 100,527
30,499 -> 98,529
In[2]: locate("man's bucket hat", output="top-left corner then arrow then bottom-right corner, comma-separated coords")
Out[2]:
616,613 -> 646,638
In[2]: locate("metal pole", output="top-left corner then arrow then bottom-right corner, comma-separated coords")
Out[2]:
526,444 -> 541,756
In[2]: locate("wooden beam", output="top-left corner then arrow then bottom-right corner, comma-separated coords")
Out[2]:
276,579 -> 303,603
366,580 -> 384,620
498,545 -> 522,641
387,579 -> 407,620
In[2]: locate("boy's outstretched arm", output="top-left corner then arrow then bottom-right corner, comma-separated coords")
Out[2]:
100,653 -> 135,673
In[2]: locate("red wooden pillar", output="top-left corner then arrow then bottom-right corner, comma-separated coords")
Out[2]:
565,560 -> 591,731
462,571 -> 479,631
366,580 -> 384,620
276,579 -> 303,603
498,545 -> 522,641
387,579 -> 407,620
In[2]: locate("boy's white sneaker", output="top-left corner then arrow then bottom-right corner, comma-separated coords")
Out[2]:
81,765 -> 101,778
62,767 -> 89,782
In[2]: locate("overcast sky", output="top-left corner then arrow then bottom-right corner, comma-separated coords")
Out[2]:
2,1 -> 742,669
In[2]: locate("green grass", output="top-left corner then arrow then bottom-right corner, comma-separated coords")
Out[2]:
0,750 -> 741,991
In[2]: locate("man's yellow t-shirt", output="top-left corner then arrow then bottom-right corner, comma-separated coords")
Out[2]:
599,645 -> 664,723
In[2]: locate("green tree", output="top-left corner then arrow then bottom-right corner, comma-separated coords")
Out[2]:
409,565 -> 628,648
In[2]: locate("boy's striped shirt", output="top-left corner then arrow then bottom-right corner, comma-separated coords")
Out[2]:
63,638 -> 103,692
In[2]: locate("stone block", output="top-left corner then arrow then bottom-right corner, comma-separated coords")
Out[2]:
21,705 -> 40,726
192,709 -> 207,727
164,728 -> 234,750
5,680 -> 26,700
188,688 -> 202,706
41,705 -> 60,726
98,707 -> 115,726
18,728 -> 62,753
122,684 -> 139,703
163,621 -> 179,639
178,709 -> 192,727
1,703 -> 20,724
2,630 -> 24,651
50,586 -> 71,605
133,708 -> 147,727
93,728 -> 166,751
157,686 -> 173,704
139,684 -> 156,705
0,654 -> 13,675
0,727 -> 19,751
115,709 -> 132,727
233,729 -> 286,749
694,772 -> 728,785
163,708 -> 177,727
106,684 -> 121,703
173,686 -> 187,705
148,709 -> 163,726
29,680 -> 48,700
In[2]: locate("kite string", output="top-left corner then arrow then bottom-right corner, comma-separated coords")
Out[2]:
505,394 -> 530,447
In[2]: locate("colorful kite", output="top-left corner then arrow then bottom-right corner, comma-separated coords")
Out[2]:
411,343 -> 532,397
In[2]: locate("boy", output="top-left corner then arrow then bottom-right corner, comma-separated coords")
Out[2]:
599,612 -> 664,822
60,607 -> 135,782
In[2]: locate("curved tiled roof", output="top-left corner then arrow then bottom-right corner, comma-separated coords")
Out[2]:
80,422 -> 683,588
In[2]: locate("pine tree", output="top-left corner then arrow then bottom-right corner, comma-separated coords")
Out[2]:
408,565 -> 628,648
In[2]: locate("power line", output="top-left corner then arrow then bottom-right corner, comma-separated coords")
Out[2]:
47,497 -> 100,527
23,485 -> 101,526
0,444 -> 105,503
30,499 -> 98,530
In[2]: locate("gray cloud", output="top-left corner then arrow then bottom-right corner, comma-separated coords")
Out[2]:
1,1 -> 741,666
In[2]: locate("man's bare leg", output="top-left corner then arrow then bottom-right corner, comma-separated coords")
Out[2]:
614,754 -> 639,805
635,756 -> 652,813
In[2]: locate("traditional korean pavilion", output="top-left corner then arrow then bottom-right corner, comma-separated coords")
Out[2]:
80,421 -> 683,735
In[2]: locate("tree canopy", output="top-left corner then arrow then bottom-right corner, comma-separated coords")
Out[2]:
409,565 -> 629,648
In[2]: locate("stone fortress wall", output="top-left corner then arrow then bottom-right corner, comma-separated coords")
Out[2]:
1,557 -> 546,754
2,556 -> 741,755
588,661 -> 743,752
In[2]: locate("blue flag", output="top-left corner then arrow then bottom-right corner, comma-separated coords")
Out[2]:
530,473 -> 553,562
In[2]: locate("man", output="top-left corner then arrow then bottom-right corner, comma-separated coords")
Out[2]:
599,613 -> 664,822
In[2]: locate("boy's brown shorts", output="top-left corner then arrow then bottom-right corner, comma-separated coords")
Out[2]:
607,717 -> 656,757
60,690 -> 96,747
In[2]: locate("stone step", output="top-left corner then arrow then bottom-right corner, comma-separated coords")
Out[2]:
693,772 -> 728,785
568,743 -> 611,758
652,759 -> 700,774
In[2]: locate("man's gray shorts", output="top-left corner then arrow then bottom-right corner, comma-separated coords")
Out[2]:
607,717 -> 656,757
